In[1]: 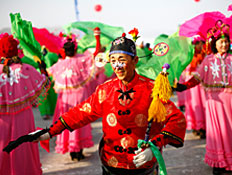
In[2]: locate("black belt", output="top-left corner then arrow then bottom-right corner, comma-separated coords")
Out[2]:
102,165 -> 156,175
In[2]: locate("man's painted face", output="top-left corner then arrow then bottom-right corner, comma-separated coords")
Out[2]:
110,53 -> 138,83
215,37 -> 230,54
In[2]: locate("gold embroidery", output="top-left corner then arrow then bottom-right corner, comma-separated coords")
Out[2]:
164,103 -> 173,116
121,136 -> 135,149
161,131 -> 183,143
79,103 -> 91,113
134,114 -> 147,127
177,118 -> 186,129
107,156 -> 118,167
98,89 -> 106,104
139,77 -> 145,81
103,79 -> 113,84
106,113 -> 117,127
60,117 -> 73,131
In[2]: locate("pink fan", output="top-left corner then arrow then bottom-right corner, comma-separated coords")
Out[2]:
179,11 -> 231,40
228,4 -> 232,11
33,27 -> 63,54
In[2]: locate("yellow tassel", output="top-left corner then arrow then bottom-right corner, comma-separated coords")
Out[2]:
148,72 -> 172,122
148,97 -> 166,122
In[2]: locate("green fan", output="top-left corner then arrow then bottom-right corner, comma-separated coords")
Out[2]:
64,21 -> 124,53
10,13 -> 42,61
10,13 -> 59,69
136,33 -> 194,86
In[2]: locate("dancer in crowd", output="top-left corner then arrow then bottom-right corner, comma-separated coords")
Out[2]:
10,13 -> 59,121
37,50 -> 58,120
34,33 -> 186,175
48,36 -> 94,161
0,33 -> 49,175
174,20 -> 232,175
184,36 -> 206,138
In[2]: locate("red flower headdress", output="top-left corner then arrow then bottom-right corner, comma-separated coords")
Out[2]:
59,32 -> 78,51
58,32 -> 78,59
0,33 -> 19,58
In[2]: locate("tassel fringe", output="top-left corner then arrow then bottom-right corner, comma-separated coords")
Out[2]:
148,72 -> 172,122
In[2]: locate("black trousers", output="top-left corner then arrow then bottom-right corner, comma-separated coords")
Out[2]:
102,165 -> 158,175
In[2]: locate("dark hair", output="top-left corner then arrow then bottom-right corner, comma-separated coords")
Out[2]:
2,56 -> 22,77
63,40 -> 76,57
210,34 -> 230,54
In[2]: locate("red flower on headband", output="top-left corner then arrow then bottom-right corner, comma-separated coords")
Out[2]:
128,28 -> 140,42
0,34 -> 18,58
59,33 -> 78,51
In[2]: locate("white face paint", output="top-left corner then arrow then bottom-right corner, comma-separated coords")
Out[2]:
111,61 -> 126,69
109,53 -> 138,85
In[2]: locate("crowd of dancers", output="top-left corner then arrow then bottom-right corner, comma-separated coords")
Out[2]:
0,9 -> 232,175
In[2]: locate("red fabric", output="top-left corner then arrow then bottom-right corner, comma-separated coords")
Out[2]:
40,139 -> 50,153
151,100 -> 186,148
93,34 -> 101,57
183,76 -> 200,89
58,48 -> 66,59
50,72 -> 186,170
151,134 -> 166,148
48,119 -> 66,137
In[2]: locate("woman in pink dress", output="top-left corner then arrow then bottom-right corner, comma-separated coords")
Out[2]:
0,33 -> 49,175
184,37 -> 206,138
174,20 -> 232,174
48,38 -> 94,161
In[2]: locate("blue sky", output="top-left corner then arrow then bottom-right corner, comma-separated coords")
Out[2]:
1,0 -> 231,44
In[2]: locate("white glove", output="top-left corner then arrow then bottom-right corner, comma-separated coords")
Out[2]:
133,147 -> 154,168
29,130 -> 50,142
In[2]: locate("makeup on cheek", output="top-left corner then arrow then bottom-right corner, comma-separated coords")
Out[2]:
112,61 -> 126,69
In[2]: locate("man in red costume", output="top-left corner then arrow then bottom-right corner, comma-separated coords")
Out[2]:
37,34 -> 186,175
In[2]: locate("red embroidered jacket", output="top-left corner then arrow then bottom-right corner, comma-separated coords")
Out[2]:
49,72 -> 186,170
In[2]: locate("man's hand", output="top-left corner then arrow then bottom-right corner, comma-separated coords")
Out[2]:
133,147 -> 154,168
172,83 -> 187,92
